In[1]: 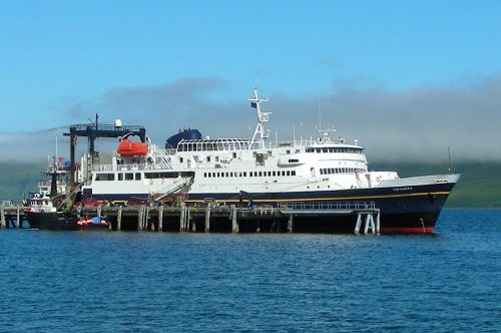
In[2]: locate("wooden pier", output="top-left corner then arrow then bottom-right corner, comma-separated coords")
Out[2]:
1,201 -> 381,234
0,204 -> 27,229
76,202 -> 381,234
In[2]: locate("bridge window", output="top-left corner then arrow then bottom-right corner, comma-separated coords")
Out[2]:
95,173 -> 115,181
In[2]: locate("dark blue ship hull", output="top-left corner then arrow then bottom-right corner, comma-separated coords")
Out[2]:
84,181 -> 456,234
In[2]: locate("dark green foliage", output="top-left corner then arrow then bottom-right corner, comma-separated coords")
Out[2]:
371,161 -> 501,207
0,161 -> 44,200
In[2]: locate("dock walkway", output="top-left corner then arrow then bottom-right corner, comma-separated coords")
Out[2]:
1,201 -> 381,234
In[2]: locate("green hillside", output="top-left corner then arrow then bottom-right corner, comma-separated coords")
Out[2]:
0,161 -> 500,207
371,161 -> 501,207
0,161 -> 44,201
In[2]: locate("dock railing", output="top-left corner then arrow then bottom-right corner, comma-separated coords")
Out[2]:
283,201 -> 376,211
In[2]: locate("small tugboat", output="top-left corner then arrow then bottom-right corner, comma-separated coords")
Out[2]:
25,193 -> 78,230
25,155 -> 79,230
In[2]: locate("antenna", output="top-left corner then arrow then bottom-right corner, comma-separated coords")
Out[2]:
448,147 -> 455,173
317,99 -> 322,131
248,88 -> 271,149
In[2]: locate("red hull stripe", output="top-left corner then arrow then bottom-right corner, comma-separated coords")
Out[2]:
382,227 -> 433,234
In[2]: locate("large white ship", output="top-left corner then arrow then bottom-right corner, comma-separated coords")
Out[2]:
80,89 -> 460,233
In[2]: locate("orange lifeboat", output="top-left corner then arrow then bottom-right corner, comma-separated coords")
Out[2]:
117,138 -> 148,157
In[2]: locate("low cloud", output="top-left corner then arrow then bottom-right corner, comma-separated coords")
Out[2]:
2,75 -> 501,162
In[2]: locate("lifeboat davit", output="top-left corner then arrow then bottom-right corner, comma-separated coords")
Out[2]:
117,138 -> 148,157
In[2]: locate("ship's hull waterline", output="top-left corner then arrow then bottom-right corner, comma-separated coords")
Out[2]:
86,180 -> 457,234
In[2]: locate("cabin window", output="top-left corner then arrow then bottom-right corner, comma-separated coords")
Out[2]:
258,171 -> 262,177
306,148 -> 314,153
96,173 -> 115,181
272,171 -> 276,177
135,173 -> 142,181
243,172 -> 247,177
286,150 -> 291,154
286,171 -> 291,176
233,152 -> 237,159
118,173 -> 123,181
207,156 -> 211,162
180,157 -> 184,163
322,148 -> 328,153
291,170 -> 296,176
145,172 -> 179,179
204,173 -> 207,178
315,148 -> 321,153
125,173 -> 134,180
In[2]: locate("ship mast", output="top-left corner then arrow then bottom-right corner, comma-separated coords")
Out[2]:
248,89 -> 271,149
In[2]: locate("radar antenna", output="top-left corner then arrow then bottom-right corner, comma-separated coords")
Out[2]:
248,89 -> 271,149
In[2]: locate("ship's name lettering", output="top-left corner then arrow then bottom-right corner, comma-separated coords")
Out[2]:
393,186 -> 413,192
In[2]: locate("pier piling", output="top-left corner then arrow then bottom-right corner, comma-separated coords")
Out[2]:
231,205 -> 239,233
117,206 -> 122,231
158,206 -> 163,232
179,205 -> 186,232
364,214 -> 375,234
15,206 -> 20,229
205,205 -> 211,232
0,205 -> 5,229
287,214 -> 294,233
137,206 -> 144,231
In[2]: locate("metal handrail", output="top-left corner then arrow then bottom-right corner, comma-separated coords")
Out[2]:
285,201 -> 376,211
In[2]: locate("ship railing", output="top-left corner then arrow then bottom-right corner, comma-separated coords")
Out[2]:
284,201 -> 376,211
69,123 -> 144,132
91,163 -> 172,172
1,200 -> 23,208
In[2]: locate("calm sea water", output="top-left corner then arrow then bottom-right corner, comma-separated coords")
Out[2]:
1,208 -> 500,332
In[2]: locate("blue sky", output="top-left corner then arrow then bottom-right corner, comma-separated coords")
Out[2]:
1,1 -> 501,133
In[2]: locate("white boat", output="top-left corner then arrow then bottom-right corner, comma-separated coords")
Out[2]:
80,89 -> 460,233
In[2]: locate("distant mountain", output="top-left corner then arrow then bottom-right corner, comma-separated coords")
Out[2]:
1,161 -> 499,207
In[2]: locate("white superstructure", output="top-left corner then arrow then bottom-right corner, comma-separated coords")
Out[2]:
81,89 -> 454,202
